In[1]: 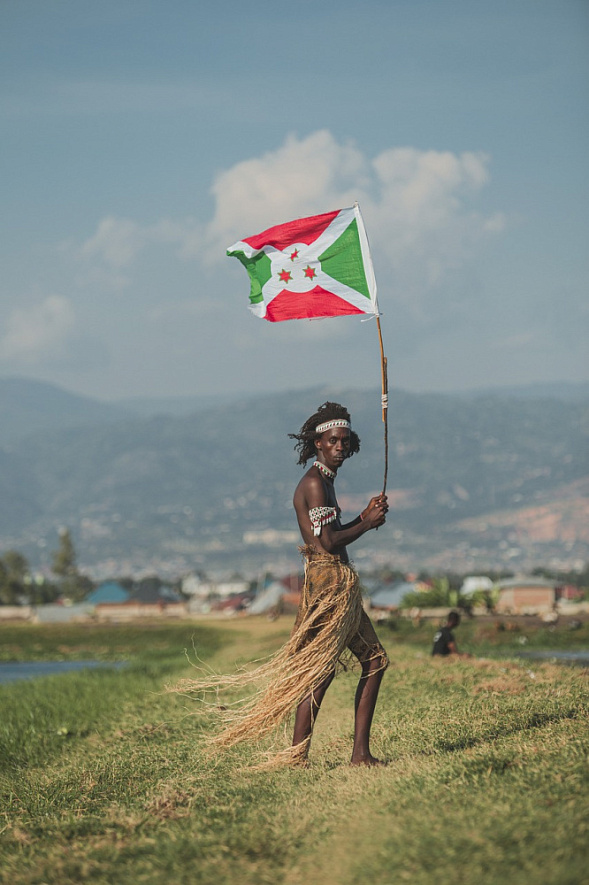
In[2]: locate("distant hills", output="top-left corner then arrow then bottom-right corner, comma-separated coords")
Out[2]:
1,377 -> 588,577
0,377 -> 126,444
0,377 -> 239,445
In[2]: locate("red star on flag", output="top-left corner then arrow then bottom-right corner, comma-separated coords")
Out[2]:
304,265 -> 317,280
289,249 -> 299,261
278,269 -> 292,283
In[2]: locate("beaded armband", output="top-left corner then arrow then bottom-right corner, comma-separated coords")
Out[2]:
309,506 -> 337,537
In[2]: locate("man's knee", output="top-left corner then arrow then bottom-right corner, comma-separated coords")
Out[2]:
376,648 -> 389,672
363,647 -> 389,674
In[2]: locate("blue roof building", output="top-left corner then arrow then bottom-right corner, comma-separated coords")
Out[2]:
370,582 -> 417,610
86,582 -> 130,605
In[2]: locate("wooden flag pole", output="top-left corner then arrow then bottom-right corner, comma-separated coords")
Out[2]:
376,315 -> 389,495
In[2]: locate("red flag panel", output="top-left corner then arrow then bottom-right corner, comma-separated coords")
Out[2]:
265,286 -> 365,322
242,211 -> 340,252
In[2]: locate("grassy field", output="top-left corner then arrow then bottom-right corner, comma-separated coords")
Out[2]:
0,617 -> 587,885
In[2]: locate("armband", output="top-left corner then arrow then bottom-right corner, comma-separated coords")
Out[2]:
309,506 -> 337,537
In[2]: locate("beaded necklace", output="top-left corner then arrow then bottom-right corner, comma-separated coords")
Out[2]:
313,460 -> 336,481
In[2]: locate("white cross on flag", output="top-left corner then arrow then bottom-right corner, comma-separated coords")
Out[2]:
227,204 -> 379,322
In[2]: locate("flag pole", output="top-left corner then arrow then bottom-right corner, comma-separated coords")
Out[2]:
353,201 -> 388,496
376,316 -> 389,495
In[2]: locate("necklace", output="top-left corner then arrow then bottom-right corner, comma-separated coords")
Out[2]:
314,460 -> 336,480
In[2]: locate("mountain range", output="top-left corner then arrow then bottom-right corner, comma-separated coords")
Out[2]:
1,377 -> 588,578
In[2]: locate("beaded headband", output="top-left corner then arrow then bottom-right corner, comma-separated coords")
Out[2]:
315,419 -> 351,434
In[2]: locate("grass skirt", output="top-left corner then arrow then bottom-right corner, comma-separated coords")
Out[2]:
172,548 -> 366,766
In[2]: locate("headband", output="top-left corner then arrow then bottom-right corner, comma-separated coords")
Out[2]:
315,419 -> 351,434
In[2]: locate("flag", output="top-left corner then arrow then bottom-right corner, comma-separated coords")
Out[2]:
227,204 -> 379,322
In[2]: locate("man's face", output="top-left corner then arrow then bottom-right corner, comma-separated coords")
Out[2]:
315,427 -> 351,470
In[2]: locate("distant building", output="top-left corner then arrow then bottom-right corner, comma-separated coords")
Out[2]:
240,574 -> 303,617
279,573 -> 303,610
93,581 -> 186,620
556,584 -> 584,602
181,574 -> 210,598
86,582 -> 130,605
215,580 -> 250,598
369,582 -> 418,611
248,582 -> 285,615
130,584 -> 182,604
242,529 -> 299,547
495,577 -> 556,614
460,576 -> 493,596
95,600 -> 187,620
211,593 -> 253,614
182,573 -> 249,599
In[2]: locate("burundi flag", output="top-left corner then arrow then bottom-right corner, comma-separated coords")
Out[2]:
226,204 -> 379,322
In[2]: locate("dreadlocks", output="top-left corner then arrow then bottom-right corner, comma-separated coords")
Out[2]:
289,401 -> 361,466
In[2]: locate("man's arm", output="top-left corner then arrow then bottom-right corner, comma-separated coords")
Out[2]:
340,494 -> 389,531
322,513 -> 384,551
303,477 -> 387,553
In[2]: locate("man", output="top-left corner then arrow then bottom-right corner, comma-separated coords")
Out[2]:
289,401 -> 389,765
175,402 -> 389,768
432,611 -> 470,657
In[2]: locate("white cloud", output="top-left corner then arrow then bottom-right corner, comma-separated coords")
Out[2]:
203,130 -> 504,313
76,215 -> 203,287
0,296 -> 75,364
81,216 -> 144,268
205,130 -> 368,250
361,146 -> 494,300
71,131 -> 504,321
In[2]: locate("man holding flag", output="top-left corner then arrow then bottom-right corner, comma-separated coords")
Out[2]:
229,205 -> 390,764
174,205 -> 390,766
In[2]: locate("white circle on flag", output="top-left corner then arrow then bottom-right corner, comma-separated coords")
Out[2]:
268,244 -> 321,294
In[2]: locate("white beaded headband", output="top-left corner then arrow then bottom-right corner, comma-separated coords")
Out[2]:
315,419 -> 351,434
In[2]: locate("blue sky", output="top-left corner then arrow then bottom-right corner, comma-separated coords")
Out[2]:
1,0 -> 587,401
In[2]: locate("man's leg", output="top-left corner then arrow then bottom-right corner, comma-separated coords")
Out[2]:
348,610 -> 389,766
292,670 -> 335,757
350,653 -> 386,766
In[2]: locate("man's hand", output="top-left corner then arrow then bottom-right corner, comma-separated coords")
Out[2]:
361,494 -> 388,529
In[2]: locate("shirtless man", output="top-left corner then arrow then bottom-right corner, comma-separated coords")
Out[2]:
289,401 -> 389,765
432,611 -> 472,658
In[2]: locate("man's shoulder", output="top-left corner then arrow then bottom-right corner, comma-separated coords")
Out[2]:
296,465 -> 322,488
294,467 -> 326,506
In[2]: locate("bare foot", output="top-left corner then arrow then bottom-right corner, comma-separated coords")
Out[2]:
288,741 -> 311,768
350,755 -> 387,767
290,757 -> 310,769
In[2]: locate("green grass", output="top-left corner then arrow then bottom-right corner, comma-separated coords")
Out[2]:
0,621 -> 227,663
0,622 -> 223,772
380,612 -> 589,657
0,618 -> 587,885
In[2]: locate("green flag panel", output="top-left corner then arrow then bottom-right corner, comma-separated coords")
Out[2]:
318,219 -> 371,300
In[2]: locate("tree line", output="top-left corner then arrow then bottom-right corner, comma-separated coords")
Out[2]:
1,529 -> 587,608
0,529 -> 92,605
